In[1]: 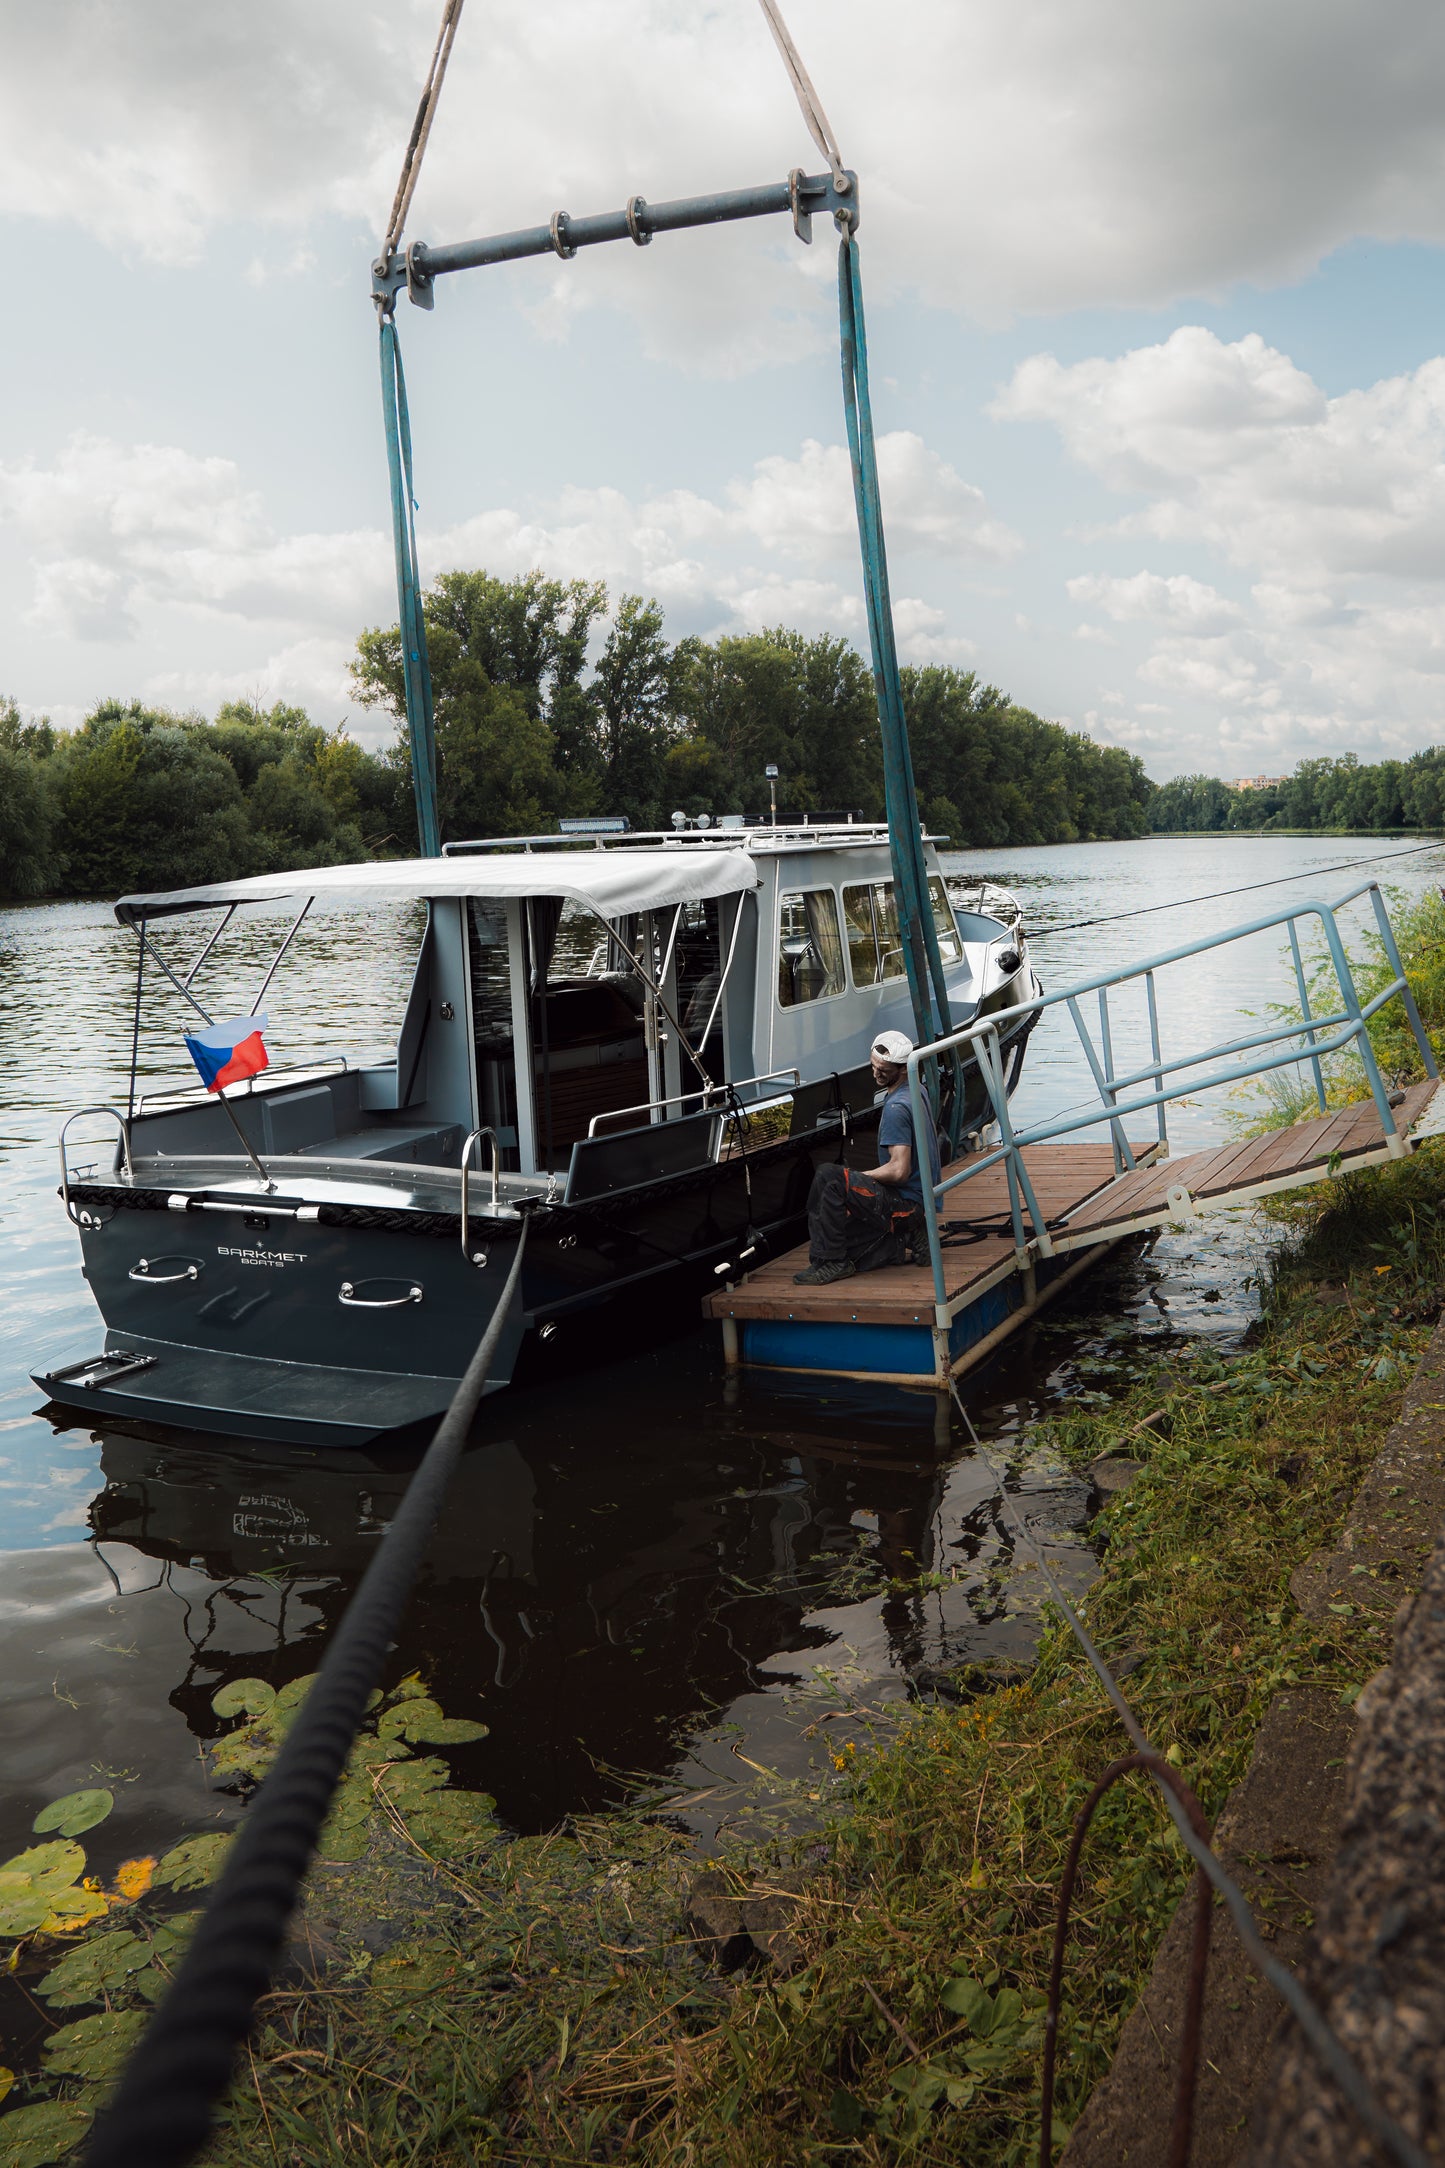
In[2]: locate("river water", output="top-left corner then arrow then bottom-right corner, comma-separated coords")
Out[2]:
0,835 -> 1438,1914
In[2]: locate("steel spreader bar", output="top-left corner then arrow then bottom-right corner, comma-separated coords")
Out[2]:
373,167 -> 856,310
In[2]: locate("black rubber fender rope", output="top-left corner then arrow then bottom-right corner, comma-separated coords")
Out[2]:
82,1222 -> 529,2168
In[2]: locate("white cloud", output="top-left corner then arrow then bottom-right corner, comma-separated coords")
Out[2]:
725,436 -> 1019,561
1000,327 -> 1445,763
1067,571 -> 1242,635
997,330 -> 1445,580
10,2 -> 1445,352
0,423 -> 997,708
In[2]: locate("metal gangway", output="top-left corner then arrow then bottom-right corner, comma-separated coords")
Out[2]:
905,878 -> 1441,1320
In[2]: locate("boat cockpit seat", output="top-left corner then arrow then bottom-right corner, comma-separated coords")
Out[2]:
295,1122 -> 464,1168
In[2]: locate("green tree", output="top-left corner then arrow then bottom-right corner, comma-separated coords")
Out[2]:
1147,773 -> 1236,833
55,703 -> 249,896
679,629 -> 882,818
592,595 -> 682,828
0,696 -> 59,898
353,569 -> 609,841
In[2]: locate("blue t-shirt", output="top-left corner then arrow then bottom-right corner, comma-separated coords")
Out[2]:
878,1081 -> 941,1207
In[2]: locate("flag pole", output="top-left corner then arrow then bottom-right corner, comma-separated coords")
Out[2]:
215,1089 -> 276,1192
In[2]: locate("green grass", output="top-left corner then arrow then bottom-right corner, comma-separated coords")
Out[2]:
184,1155 -> 1440,2167
8,1139 -> 1444,2168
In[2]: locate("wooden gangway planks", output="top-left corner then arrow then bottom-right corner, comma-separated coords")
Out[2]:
704,1142 -> 1137,1331
1052,1078 -> 1440,1251
704,1080 -> 1442,1387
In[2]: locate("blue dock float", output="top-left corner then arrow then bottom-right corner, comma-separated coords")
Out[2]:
705,1077 -> 1442,1387
705,1143 -> 1138,1387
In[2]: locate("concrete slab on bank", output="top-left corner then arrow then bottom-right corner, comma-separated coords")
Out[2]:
1063,1311 -> 1445,2168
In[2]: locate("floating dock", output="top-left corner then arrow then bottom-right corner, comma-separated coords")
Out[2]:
705,1081 -> 1443,1388
707,878 -> 1444,1390
705,1142 -> 1145,1386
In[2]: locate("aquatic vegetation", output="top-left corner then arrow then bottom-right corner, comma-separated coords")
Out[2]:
0,1675 -> 495,2167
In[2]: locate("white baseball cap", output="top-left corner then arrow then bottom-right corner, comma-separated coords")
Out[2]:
871,1029 -> 914,1062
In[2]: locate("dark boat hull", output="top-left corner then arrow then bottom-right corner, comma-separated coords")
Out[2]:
37,1005 -> 1040,1446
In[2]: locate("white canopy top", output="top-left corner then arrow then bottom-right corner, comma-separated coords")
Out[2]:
114,846 -> 762,925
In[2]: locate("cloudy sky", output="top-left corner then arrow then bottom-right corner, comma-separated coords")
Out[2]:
7,1 -> 1445,779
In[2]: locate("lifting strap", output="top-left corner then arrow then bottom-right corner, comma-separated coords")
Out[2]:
835,230 -> 955,1057
379,316 -> 441,858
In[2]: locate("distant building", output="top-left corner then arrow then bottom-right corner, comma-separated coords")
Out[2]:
1227,774 -> 1288,792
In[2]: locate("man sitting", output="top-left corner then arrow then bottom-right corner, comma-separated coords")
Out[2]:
794,1029 -> 941,1286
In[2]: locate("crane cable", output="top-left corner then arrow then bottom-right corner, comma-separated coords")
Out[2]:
380,0 -> 466,271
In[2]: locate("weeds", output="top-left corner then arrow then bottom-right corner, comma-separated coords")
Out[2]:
197,1160 -> 1439,2167
7,1137 -> 1443,2164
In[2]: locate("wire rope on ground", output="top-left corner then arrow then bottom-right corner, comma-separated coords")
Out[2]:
947,1381 -> 1431,2168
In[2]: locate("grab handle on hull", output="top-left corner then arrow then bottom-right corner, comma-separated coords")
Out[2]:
59,1106 -> 134,1227
129,1258 -> 201,1284
460,1127 -> 519,1265
338,1281 -> 423,1308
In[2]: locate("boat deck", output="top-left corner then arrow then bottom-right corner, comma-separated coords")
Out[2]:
705,1080 -> 1443,1386
704,1142 -> 1133,1332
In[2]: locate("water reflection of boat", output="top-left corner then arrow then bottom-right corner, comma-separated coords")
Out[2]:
41,831 -> 1040,1446
84,1400 -> 1067,1833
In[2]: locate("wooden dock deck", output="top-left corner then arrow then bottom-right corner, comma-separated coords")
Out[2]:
704,1079 -> 1442,1388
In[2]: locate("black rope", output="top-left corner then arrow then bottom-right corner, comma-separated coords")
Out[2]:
83,1224 -> 529,2168
1028,838 -> 1444,939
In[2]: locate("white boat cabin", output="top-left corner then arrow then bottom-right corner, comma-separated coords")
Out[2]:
115,825 -> 1026,1198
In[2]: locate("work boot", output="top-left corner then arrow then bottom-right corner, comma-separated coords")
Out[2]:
793,1259 -> 857,1285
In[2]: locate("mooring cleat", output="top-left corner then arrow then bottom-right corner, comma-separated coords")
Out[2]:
793,1259 -> 857,1285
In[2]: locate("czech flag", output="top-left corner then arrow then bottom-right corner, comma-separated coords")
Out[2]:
183,1013 -> 270,1093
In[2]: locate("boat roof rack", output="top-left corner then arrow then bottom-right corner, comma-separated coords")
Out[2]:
439,822 -> 926,857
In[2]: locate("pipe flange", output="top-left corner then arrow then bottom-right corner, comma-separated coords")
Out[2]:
625,194 -> 651,246
549,210 -> 576,260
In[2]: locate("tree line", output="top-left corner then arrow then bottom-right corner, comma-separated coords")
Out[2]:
0,568 -> 1156,902
1148,752 -> 1445,836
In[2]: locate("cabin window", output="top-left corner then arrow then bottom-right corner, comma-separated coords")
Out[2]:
843,885 -> 881,987
467,899 -> 515,1054
928,876 -> 964,964
777,889 -> 845,1006
844,878 -> 962,984
842,881 -> 906,986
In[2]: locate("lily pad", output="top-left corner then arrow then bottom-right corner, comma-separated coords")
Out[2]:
0,1845 -> 86,1895
39,1886 -> 110,1936
379,1698 -> 488,1745
154,1835 -> 232,1893
0,1894 -> 52,1940
210,1678 -> 274,1720
0,1845 -> 87,1938
42,2008 -> 148,2084
0,2099 -> 93,2168
0,2070 -> 12,2107
31,1791 -> 113,1840
38,1930 -> 156,2008
316,1816 -> 371,1863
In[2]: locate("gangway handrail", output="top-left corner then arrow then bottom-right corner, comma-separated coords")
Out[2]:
903,882 -> 1438,1317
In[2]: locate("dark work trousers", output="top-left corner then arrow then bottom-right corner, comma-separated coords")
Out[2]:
806,1164 -> 915,1268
